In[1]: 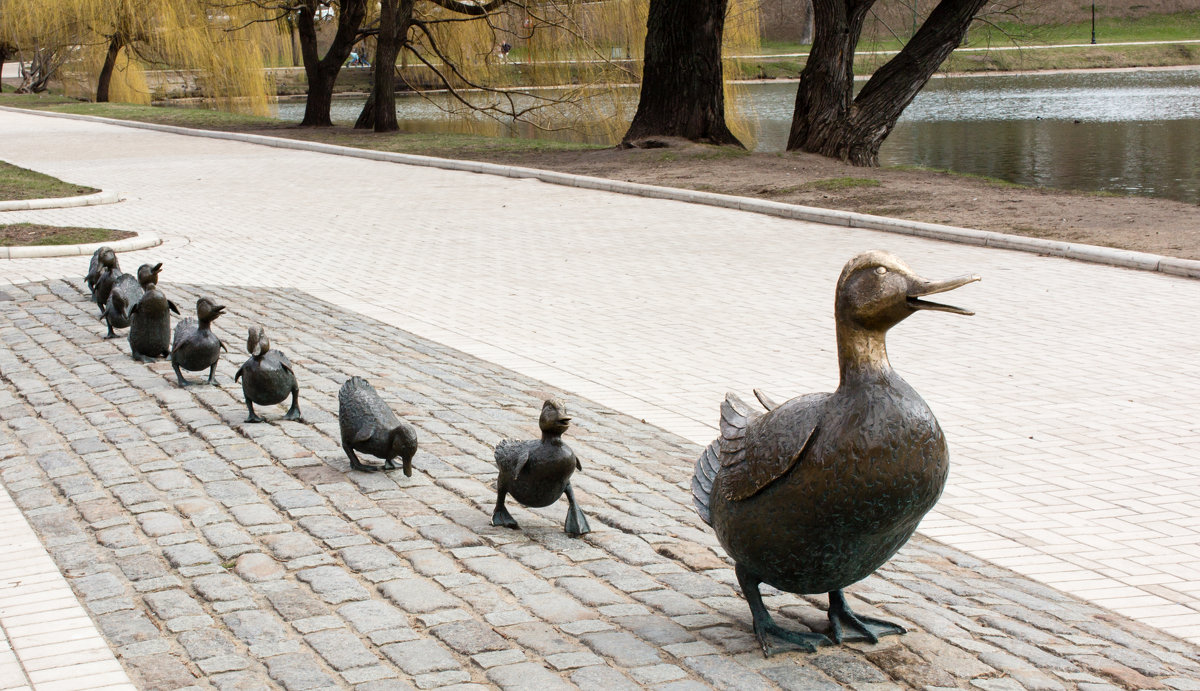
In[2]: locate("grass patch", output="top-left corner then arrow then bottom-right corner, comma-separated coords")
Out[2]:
277,128 -> 607,158
805,177 -> 882,191
0,223 -> 134,247
0,161 -> 97,201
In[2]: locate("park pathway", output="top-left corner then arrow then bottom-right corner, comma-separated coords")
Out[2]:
1,109 -> 1199,687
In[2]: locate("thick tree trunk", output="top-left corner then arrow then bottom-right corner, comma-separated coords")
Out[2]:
788,0 -> 987,165
356,0 -> 413,132
96,34 -> 123,103
298,0 -> 367,127
621,0 -> 742,147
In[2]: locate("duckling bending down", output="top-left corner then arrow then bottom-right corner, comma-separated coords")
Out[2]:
338,377 -> 418,474
234,326 -> 301,423
692,251 -> 979,657
170,297 -> 227,386
492,400 -> 590,537
87,247 -> 121,316
128,263 -> 180,362
100,273 -> 144,339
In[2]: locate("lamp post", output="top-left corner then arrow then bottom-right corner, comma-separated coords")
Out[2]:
1091,3 -> 1097,45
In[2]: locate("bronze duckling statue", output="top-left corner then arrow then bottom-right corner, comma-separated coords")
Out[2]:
100,272 -> 144,339
338,376 -> 418,474
169,297 -> 227,386
87,246 -> 121,315
692,250 -> 979,656
234,325 -> 301,423
492,400 -> 590,537
128,263 -> 180,362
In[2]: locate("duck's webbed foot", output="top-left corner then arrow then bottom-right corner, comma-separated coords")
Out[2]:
131,352 -> 156,363
563,484 -> 590,537
343,443 -> 382,472
827,590 -> 906,644
283,392 -> 302,421
173,363 -> 191,387
737,564 -> 831,656
244,402 -> 265,424
206,363 -> 218,385
491,490 -> 519,530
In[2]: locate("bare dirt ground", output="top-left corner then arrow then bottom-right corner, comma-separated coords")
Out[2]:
278,133 -> 1200,260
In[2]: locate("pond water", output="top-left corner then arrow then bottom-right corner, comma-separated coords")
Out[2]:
276,67 -> 1200,204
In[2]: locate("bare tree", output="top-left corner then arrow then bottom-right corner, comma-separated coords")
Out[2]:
621,0 -> 743,147
787,0 -> 990,165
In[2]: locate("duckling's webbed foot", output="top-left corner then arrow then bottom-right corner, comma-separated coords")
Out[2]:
283,391 -> 302,421
173,363 -> 191,387
563,484 -> 590,537
206,363 -> 218,385
342,442 -> 382,473
827,590 -> 905,644
737,564 -> 831,656
491,489 -> 519,530
244,402 -> 265,424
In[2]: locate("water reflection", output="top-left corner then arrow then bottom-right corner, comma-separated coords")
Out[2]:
275,67 -> 1200,203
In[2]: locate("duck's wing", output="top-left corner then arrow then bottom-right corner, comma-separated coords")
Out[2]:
170,318 -> 198,356
753,388 -> 782,411
720,392 -> 820,503
494,439 -> 533,478
276,352 -> 294,375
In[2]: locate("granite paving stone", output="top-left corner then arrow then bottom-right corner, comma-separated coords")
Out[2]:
0,271 -> 1198,690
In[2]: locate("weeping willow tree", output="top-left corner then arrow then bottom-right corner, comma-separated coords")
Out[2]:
3,0 -> 285,114
354,0 -> 758,143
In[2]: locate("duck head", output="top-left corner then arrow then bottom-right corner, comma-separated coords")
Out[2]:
835,251 -> 979,379
137,263 -> 163,288
196,297 -> 226,323
388,426 -> 419,477
539,399 -> 571,437
99,247 -> 118,269
247,325 -> 270,357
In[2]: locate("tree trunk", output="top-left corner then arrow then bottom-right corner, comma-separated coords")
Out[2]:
621,0 -> 742,147
788,0 -> 987,165
0,46 -> 7,93
96,34 -> 124,103
298,0 -> 367,127
356,0 -> 413,132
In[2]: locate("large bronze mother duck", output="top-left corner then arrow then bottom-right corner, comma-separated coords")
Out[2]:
692,250 -> 979,656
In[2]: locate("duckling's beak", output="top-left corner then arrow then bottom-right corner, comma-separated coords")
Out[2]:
213,305 -> 226,318
906,273 -> 981,316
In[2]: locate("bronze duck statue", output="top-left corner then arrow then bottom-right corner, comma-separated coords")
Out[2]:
100,272 -> 144,339
169,297 -> 227,386
692,250 -> 979,656
87,246 -> 121,315
492,400 -> 590,537
338,376 -> 418,475
128,263 -> 180,362
234,326 -> 301,423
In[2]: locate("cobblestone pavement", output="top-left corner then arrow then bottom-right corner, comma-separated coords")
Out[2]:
3,279 -> 1200,690
3,110 -> 1200,648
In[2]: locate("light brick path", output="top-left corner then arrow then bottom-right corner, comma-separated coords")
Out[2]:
0,109 -> 1198,675
2,278 -> 1199,690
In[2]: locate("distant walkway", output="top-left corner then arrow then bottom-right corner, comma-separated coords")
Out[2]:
1,106 -> 1199,661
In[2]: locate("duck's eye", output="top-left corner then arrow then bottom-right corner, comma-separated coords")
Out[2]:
874,267 -> 887,276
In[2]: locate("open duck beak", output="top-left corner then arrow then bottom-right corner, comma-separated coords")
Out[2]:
906,273 -> 981,315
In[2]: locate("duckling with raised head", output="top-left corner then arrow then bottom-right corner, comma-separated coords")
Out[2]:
87,247 -> 121,315
100,272 -> 143,339
128,263 -> 180,362
235,326 -> 301,423
492,400 -> 590,537
338,376 -> 418,474
170,297 -> 227,386
692,250 -> 979,656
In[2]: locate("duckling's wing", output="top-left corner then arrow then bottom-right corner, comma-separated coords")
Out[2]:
276,352 -> 294,375
170,318 -> 198,356
494,440 -> 533,478
753,388 -> 782,411
720,392 -> 820,503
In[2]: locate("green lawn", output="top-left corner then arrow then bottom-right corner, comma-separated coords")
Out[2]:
0,160 -> 97,201
0,223 -> 132,247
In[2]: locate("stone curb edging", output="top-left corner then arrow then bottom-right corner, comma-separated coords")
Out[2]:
9,105 -> 1200,280
0,188 -> 120,212
1,231 -> 161,259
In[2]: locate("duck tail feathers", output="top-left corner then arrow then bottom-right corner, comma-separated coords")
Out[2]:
692,438 -> 721,526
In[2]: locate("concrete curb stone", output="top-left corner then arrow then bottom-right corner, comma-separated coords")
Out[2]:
8,105 -> 1200,280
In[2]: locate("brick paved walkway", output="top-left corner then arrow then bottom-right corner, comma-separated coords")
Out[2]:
3,279 -> 1199,690
1,109 -> 1200,687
